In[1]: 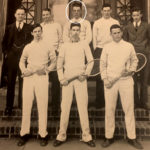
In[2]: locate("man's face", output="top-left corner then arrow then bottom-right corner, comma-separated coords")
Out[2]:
15,9 -> 25,22
132,11 -> 142,23
31,27 -> 42,41
101,7 -> 111,19
70,26 -> 80,42
42,10 -> 51,22
72,6 -> 81,19
111,28 -> 122,43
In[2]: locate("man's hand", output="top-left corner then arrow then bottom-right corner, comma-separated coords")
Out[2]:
60,79 -> 69,86
36,68 -> 46,76
121,70 -> 134,77
22,70 -> 33,77
103,79 -> 113,89
78,75 -> 87,82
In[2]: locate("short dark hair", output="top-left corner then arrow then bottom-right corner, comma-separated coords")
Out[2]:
110,24 -> 122,32
132,7 -> 142,14
102,3 -> 111,9
72,2 -> 82,9
15,7 -> 25,13
70,23 -> 81,30
31,23 -> 42,32
42,8 -> 51,13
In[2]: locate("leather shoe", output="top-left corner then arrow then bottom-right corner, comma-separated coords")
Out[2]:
84,140 -> 95,147
39,135 -> 48,146
4,108 -> 12,116
53,140 -> 65,147
17,134 -> 30,146
101,138 -> 114,148
127,139 -> 143,149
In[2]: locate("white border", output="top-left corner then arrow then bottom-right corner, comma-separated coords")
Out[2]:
65,0 -> 87,23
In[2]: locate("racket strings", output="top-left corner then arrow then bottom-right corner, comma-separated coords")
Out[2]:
136,53 -> 147,72
85,59 -> 106,77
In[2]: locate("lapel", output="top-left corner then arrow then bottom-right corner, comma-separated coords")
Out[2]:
21,23 -> 26,31
8,23 -> 16,45
11,22 -> 17,33
129,22 -> 137,34
136,21 -> 145,34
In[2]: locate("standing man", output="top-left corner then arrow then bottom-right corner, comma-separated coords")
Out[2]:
123,7 -> 150,109
93,3 -> 119,108
41,8 -> 63,112
17,24 -> 56,147
53,23 -> 95,147
2,8 -> 32,116
63,1 -> 92,44
100,24 -> 143,149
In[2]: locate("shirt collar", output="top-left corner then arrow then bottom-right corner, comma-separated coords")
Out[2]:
133,21 -> 141,27
16,21 -> 24,29
102,17 -> 112,21
71,17 -> 82,23
41,20 -> 54,26
112,39 -> 124,45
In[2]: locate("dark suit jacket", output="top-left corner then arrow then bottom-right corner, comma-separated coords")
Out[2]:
0,22 -> 32,87
2,22 -> 32,54
123,21 -> 150,54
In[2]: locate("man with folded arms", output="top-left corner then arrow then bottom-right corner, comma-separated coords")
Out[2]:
41,8 -> 63,112
123,7 -> 150,109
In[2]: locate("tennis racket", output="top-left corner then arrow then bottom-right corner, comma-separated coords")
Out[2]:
66,58 -> 104,83
106,53 -> 147,88
21,56 -> 64,78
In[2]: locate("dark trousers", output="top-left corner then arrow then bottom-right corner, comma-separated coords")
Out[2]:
134,53 -> 150,107
5,52 -> 22,110
93,47 -> 105,108
49,71 -> 60,109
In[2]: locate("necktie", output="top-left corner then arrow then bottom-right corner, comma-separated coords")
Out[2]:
135,22 -> 138,31
18,22 -> 21,31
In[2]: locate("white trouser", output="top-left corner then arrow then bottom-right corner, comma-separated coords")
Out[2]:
20,74 -> 48,138
104,77 -> 136,139
56,79 -> 92,142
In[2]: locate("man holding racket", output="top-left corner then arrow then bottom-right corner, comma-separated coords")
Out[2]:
100,24 -> 143,149
123,7 -> 150,110
53,23 -> 95,147
17,24 -> 56,146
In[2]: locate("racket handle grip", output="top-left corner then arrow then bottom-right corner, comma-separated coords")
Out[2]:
68,75 -> 79,83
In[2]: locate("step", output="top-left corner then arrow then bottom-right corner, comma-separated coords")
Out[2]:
0,119 -> 150,138
0,108 -> 150,121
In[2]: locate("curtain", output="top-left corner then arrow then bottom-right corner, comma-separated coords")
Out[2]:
0,0 -> 7,85
0,0 -> 8,59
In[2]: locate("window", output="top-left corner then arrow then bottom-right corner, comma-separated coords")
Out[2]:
116,0 -> 131,25
21,0 -> 35,24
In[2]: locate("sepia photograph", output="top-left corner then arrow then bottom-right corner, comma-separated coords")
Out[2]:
0,0 -> 150,149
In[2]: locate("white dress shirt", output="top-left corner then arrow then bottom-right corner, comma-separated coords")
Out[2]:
93,17 -> 119,49
133,20 -> 141,27
100,40 -> 138,80
63,18 -> 92,44
19,39 -> 56,74
16,21 -> 24,29
41,21 -> 63,52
